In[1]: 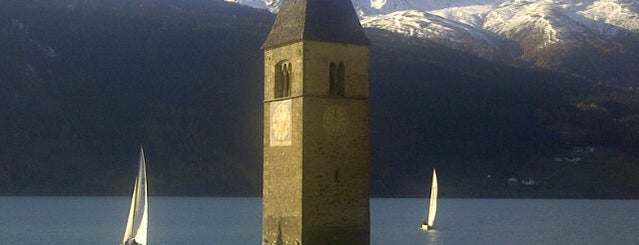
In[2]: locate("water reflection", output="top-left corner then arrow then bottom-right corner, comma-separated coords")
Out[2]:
425,229 -> 439,245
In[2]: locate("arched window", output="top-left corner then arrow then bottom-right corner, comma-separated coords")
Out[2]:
275,60 -> 291,98
337,62 -> 345,96
329,62 -> 337,96
329,61 -> 345,96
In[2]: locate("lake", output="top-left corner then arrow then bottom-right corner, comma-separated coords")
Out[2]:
0,197 -> 638,244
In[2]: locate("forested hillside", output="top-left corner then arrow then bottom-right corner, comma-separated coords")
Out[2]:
1,0 -> 639,198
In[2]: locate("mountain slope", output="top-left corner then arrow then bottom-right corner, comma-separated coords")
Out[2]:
0,0 -> 273,195
2,0 -> 639,198
229,0 -> 639,85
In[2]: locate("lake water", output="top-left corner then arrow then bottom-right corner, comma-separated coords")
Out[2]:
1,197 -> 638,245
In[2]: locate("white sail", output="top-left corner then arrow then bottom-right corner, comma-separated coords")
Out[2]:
121,147 -> 149,245
122,178 -> 138,244
134,148 -> 148,245
426,169 -> 438,227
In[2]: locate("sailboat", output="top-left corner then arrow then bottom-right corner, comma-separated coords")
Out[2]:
420,168 -> 438,231
121,148 -> 149,245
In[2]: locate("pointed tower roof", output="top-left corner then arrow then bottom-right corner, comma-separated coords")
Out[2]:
262,0 -> 371,49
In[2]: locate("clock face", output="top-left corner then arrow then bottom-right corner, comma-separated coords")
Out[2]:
270,100 -> 292,146
323,106 -> 349,136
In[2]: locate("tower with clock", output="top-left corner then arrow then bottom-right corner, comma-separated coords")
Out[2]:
261,0 -> 371,244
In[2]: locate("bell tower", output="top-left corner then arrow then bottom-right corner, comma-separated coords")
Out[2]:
261,0 -> 371,244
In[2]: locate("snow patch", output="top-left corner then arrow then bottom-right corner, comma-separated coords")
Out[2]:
362,10 -> 498,47
224,0 -> 281,13
579,0 -> 639,36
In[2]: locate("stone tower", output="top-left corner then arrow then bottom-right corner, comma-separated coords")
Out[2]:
261,0 -> 371,244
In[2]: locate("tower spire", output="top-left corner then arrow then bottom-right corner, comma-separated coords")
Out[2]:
262,0 -> 370,49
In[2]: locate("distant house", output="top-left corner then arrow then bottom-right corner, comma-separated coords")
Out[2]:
564,157 -> 582,163
573,146 -> 595,153
521,178 -> 536,186
507,177 -> 518,186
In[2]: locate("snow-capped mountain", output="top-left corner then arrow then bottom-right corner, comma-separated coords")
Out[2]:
360,9 -> 491,42
359,10 -> 509,58
224,0 -> 283,12
226,0 -> 639,83
226,0 -> 639,52
482,0 -> 639,47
